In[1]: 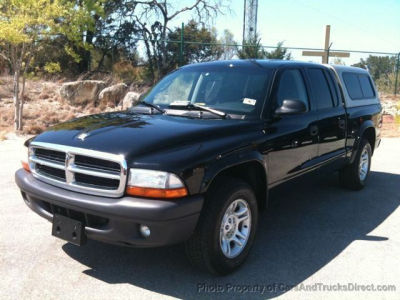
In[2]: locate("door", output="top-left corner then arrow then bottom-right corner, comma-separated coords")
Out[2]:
263,68 -> 320,185
306,68 -> 347,161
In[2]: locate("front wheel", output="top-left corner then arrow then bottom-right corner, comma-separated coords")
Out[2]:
185,177 -> 258,275
339,139 -> 372,190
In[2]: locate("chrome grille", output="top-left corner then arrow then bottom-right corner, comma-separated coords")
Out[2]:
28,142 -> 127,197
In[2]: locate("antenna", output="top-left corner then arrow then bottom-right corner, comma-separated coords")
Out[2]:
242,0 -> 258,43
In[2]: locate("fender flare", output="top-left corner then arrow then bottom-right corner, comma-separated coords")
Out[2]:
199,150 -> 269,207
349,120 -> 375,164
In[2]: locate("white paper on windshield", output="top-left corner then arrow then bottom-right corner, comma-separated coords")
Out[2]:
243,98 -> 257,106
170,100 -> 190,106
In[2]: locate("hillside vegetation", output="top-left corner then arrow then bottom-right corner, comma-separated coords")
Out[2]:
0,76 -> 399,139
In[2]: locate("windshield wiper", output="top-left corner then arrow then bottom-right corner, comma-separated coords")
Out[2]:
169,102 -> 227,119
191,104 -> 227,118
138,101 -> 165,114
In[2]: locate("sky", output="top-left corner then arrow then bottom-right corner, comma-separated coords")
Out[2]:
169,0 -> 400,64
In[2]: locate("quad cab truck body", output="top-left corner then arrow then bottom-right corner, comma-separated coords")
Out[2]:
16,60 -> 382,274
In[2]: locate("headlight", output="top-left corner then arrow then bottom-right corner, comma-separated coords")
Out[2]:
21,140 -> 32,172
126,168 -> 188,199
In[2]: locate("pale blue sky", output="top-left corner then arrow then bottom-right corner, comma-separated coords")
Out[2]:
170,0 -> 400,64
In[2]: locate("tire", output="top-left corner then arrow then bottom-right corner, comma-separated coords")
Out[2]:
185,177 -> 258,275
339,139 -> 372,190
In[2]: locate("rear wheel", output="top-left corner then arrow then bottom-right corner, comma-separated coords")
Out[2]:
185,177 -> 258,275
339,139 -> 372,190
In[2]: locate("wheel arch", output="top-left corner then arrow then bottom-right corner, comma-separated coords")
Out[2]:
201,153 -> 268,210
350,121 -> 376,164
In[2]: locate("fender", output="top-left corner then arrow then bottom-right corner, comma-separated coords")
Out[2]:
349,119 -> 375,164
199,147 -> 268,195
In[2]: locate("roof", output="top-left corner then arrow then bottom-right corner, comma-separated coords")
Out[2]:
181,59 -> 325,70
329,64 -> 369,74
182,60 -> 370,74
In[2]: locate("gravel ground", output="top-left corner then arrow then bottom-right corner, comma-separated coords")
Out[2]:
0,137 -> 399,300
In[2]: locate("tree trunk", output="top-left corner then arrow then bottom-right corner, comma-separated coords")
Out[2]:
151,40 -> 161,81
13,68 -> 21,131
21,74 -> 26,99
18,73 -> 26,130
142,34 -> 155,83
17,98 -> 24,131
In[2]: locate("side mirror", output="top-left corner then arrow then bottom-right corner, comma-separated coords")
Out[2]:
275,99 -> 307,115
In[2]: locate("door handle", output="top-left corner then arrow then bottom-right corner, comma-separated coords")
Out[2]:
310,125 -> 319,136
338,118 -> 346,129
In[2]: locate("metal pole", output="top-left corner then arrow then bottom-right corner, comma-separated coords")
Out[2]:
323,25 -> 331,64
394,52 -> 400,95
179,22 -> 184,66
242,0 -> 246,44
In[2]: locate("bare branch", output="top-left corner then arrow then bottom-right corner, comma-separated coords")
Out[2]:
0,52 -> 11,63
167,0 -> 202,20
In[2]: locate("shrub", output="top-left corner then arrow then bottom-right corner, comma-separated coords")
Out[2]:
112,61 -> 144,84
376,73 -> 398,94
44,62 -> 62,74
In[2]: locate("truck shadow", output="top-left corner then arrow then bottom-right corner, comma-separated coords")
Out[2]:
62,171 -> 399,299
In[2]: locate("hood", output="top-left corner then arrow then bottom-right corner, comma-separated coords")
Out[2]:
33,111 -> 262,163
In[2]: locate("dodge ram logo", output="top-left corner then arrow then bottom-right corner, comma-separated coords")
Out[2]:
77,133 -> 88,141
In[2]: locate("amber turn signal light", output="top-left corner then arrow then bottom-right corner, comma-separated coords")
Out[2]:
21,161 -> 30,172
126,186 -> 188,199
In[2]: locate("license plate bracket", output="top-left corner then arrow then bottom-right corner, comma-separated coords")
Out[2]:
52,214 -> 86,246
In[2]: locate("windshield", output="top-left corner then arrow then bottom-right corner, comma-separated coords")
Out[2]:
143,64 -> 271,118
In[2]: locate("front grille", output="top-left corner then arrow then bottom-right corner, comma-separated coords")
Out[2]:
75,173 -> 120,189
35,148 -> 65,163
36,164 -> 66,181
75,155 -> 121,172
29,142 -> 127,197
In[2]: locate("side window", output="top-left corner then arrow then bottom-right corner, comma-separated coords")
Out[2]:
342,72 -> 375,100
358,74 -> 375,98
324,70 -> 340,106
342,73 -> 363,99
308,68 -> 335,110
276,69 -> 309,110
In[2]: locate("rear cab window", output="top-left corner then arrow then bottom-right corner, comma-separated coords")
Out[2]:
307,68 -> 337,110
342,72 -> 375,100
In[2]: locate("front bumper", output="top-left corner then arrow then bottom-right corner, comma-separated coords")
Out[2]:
15,169 -> 204,247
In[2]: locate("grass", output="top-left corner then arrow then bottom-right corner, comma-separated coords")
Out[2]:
0,130 -> 7,141
0,74 -> 119,135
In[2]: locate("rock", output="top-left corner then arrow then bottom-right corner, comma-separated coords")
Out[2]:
120,91 -> 141,109
60,80 -> 105,105
98,83 -> 128,108
381,101 -> 399,116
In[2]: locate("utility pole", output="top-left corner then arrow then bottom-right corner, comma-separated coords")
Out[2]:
242,0 -> 258,43
302,25 -> 350,63
179,22 -> 184,66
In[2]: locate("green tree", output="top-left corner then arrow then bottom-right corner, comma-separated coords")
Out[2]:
90,0 -> 140,72
132,0 -> 227,81
237,35 -> 291,60
237,36 -> 265,59
167,20 -> 222,69
265,41 -> 291,60
352,55 -> 396,81
0,0 -> 100,130
67,0 -> 105,73
219,29 -> 237,60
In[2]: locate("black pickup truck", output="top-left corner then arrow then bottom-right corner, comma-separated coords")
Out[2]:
16,60 -> 382,274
